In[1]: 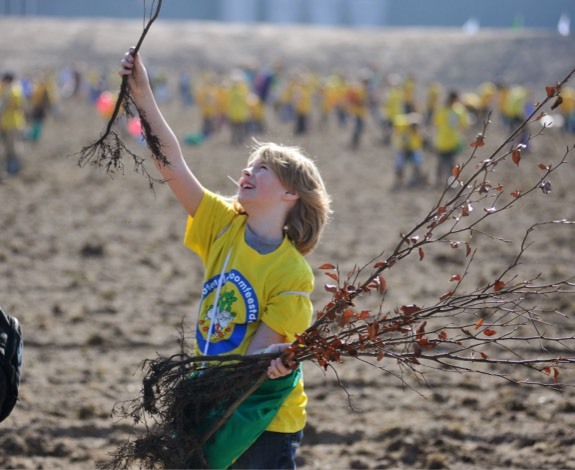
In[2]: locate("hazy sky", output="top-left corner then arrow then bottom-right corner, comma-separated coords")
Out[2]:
1,0 -> 573,29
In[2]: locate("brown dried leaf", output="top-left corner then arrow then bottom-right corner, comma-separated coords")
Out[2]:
440,291 -> 453,301
319,263 -> 336,270
545,84 -> 559,97
461,202 -> 473,217
471,133 -> 485,148
377,275 -> 387,294
478,182 -> 492,194
401,304 -> 421,315
551,96 -> 563,110
452,165 -> 461,179
494,280 -> 505,292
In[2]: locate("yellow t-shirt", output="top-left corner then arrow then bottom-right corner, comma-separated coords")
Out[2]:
0,81 -> 26,130
184,190 -> 314,433
292,81 -> 314,114
392,116 -> 423,152
433,103 -> 469,153
226,82 -> 250,123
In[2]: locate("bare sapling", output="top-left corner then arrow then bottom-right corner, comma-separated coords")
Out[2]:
70,0 -> 167,189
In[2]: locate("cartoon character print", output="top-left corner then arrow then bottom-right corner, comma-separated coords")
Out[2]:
199,290 -> 238,342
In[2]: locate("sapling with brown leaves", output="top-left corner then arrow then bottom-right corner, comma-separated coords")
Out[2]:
101,65 -> 575,469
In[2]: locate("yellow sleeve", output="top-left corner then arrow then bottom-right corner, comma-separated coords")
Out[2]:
183,190 -> 237,262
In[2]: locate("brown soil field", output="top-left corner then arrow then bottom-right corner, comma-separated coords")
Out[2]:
1,17 -> 575,469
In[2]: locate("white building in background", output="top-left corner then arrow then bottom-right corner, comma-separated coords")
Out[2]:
2,0 -> 571,31
347,0 -> 388,27
308,0 -> 345,26
263,0 -> 305,24
259,0 -> 389,26
220,0 -> 258,23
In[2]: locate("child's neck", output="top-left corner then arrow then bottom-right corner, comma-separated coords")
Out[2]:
246,215 -> 285,243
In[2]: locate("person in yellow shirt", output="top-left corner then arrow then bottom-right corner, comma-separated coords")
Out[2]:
318,75 -> 340,130
347,75 -> 369,149
120,48 -> 331,469
424,81 -> 442,127
0,72 -> 26,177
28,72 -> 55,143
432,90 -> 470,188
501,84 -> 529,147
291,72 -> 314,135
403,73 -> 418,114
195,73 -> 218,138
392,113 -> 425,188
381,73 -> 405,145
226,71 -> 250,145
476,81 -> 496,122
248,91 -> 265,135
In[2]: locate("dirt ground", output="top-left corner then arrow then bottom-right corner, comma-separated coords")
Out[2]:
1,18 -> 575,469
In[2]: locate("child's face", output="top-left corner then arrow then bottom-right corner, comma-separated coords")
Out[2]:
237,156 -> 289,211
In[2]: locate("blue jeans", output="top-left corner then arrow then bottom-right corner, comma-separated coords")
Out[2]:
231,430 -> 303,469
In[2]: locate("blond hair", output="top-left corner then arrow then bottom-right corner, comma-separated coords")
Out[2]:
235,141 -> 331,256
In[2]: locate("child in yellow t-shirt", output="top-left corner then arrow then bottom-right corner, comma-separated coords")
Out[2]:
432,90 -> 470,187
0,72 -> 26,176
392,113 -> 425,188
120,49 -> 331,469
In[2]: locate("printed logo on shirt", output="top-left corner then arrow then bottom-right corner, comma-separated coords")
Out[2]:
197,269 -> 259,355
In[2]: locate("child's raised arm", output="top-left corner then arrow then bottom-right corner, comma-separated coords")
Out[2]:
120,48 -> 204,216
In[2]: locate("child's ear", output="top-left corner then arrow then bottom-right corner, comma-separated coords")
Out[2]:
283,190 -> 300,201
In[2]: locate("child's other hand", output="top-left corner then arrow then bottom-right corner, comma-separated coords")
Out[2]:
264,343 -> 294,379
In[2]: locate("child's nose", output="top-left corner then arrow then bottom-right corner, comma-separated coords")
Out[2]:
242,167 -> 252,176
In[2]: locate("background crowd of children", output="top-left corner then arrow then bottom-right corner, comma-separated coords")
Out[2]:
2,60 -> 574,187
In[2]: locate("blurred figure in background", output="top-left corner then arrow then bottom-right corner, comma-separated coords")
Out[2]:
432,90 -> 469,188
0,72 -> 27,178
27,72 -> 54,143
226,70 -> 250,145
347,73 -> 369,150
424,81 -> 442,127
291,70 -> 314,135
392,113 -> 425,189
381,73 -> 405,145
500,84 -> 529,148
